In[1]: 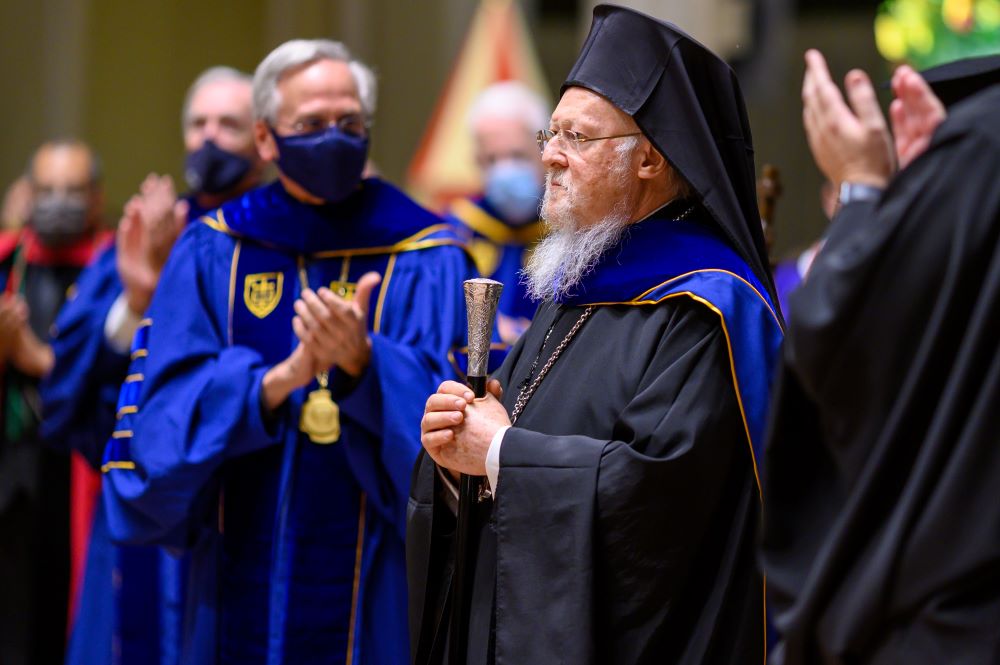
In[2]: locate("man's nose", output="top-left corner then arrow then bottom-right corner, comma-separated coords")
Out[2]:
200,120 -> 221,143
541,140 -> 567,170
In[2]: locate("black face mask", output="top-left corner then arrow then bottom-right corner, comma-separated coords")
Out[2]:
184,140 -> 252,195
28,194 -> 90,246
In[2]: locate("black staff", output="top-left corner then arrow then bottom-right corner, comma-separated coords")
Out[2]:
450,278 -> 502,665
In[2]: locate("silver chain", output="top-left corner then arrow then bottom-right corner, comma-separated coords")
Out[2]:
675,204 -> 696,221
510,306 -> 595,424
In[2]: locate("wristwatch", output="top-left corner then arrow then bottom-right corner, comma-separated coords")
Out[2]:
838,181 -> 884,206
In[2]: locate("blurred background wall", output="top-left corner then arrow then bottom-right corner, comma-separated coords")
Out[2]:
0,0 -> 975,257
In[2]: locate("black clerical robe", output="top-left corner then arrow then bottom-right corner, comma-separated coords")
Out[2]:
761,85 -> 1000,665
408,213 -> 782,665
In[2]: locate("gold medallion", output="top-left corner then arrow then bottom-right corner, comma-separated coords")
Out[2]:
300,388 -> 341,444
301,371 -> 341,444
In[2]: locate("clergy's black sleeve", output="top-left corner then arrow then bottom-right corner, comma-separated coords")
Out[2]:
490,301 -> 762,665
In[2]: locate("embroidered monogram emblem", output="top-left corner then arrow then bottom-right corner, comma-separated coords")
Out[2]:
244,272 -> 284,319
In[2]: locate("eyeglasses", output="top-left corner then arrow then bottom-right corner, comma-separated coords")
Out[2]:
535,128 -> 641,153
274,113 -> 368,138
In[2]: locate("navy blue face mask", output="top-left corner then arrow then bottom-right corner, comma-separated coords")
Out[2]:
184,140 -> 252,195
269,125 -> 369,203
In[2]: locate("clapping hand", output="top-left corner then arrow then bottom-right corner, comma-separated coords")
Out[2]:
889,65 -> 947,171
116,174 -> 188,315
260,272 -> 382,413
292,272 -> 382,378
801,49 -> 895,190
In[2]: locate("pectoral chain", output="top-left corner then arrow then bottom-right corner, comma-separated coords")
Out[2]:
509,306 -> 595,425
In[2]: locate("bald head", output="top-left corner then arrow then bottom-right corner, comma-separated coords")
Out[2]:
29,140 -> 100,198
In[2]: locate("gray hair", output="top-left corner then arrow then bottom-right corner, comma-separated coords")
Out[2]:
467,81 -> 550,135
252,39 -> 377,124
181,66 -> 253,131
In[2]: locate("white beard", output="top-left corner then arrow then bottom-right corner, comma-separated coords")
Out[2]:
522,140 -> 635,302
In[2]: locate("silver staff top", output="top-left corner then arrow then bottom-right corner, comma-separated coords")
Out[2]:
463,278 -> 503,379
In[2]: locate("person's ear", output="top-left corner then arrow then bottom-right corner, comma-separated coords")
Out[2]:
635,140 -> 668,181
255,120 -> 278,162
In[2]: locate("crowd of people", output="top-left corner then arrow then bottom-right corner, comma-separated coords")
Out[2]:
0,3 -> 998,665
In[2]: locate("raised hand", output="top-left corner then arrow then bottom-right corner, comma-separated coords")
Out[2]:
292,271 -> 382,378
115,174 -> 187,314
801,49 -> 894,189
889,65 -> 947,171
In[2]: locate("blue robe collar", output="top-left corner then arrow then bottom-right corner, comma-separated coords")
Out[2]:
555,202 -> 773,311
205,178 -> 456,256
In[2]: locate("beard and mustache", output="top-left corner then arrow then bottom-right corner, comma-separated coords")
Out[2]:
522,137 -> 638,302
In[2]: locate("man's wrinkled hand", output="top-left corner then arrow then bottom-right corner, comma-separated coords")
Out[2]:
421,379 -> 510,478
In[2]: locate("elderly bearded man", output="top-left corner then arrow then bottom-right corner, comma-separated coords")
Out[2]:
101,39 -> 475,664
408,6 -> 784,665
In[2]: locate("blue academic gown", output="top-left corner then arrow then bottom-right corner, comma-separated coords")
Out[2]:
101,179 -> 475,664
444,196 -> 543,325
43,197 -> 211,665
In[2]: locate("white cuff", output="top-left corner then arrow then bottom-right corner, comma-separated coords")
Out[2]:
485,425 -> 509,496
104,293 -> 143,355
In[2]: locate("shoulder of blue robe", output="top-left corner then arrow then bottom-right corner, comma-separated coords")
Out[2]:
102,221 -> 283,547
202,177 -> 464,255
446,196 -> 545,246
41,243 -> 127,467
562,216 -> 784,486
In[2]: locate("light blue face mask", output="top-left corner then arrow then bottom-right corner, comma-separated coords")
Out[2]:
484,159 -> 543,225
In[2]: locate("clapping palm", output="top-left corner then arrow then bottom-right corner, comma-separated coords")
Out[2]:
116,174 -> 188,314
